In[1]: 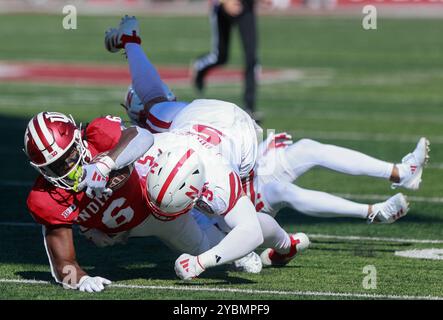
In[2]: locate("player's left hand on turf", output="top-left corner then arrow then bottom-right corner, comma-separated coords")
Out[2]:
174,254 -> 205,281
77,275 -> 112,293
77,156 -> 115,198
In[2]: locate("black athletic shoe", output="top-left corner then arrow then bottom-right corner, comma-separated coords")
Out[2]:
190,61 -> 205,94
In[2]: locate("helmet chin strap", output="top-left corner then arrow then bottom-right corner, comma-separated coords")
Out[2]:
39,133 -> 91,191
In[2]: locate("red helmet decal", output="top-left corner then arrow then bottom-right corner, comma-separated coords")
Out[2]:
185,185 -> 200,200
156,149 -> 195,206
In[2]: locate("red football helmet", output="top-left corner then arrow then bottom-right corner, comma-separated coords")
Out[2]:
24,111 -> 91,190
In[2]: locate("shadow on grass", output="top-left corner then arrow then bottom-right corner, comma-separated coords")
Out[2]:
16,265 -> 256,285
0,113 -> 440,285
10,233 -> 255,284
275,208 -> 443,226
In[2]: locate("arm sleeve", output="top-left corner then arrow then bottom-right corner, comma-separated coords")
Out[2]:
114,126 -> 154,169
197,196 -> 263,268
125,43 -> 165,105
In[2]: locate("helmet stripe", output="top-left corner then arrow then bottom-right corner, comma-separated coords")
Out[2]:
37,112 -> 55,151
156,149 -> 195,206
27,117 -> 45,151
34,113 -> 53,153
147,113 -> 172,130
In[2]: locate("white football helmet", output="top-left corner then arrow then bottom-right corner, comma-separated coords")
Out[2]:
146,147 -> 206,221
122,84 -> 178,126
122,85 -> 145,125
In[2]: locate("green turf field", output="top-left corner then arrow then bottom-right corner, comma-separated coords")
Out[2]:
0,14 -> 442,300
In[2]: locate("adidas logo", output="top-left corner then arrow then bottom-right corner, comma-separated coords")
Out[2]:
180,258 -> 190,272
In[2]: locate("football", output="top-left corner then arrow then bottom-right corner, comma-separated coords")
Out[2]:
107,164 -> 133,191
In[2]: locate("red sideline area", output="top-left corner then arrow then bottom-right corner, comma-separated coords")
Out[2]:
0,61 -> 283,86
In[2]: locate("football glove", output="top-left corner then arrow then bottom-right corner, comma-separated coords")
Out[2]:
174,254 -> 205,281
258,132 -> 293,156
77,275 -> 112,293
77,155 -> 115,198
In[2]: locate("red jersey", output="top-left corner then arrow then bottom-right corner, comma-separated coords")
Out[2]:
26,116 -> 151,234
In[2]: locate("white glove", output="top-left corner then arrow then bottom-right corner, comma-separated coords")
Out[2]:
78,155 -> 115,198
233,252 -> 262,274
174,254 -> 205,281
79,227 -> 129,248
77,275 -> 112,293
258,132 -> 293,156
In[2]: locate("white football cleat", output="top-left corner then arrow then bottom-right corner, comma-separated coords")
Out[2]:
105,15 -> 141,53
232,252 -> 262,274
260,233 -> 310,267
368,193 -> 409,224
392,137 -> 430,190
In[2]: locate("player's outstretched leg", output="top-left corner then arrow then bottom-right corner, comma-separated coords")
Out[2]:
105,15 -> 141,53
261,181 -> 409,223
105,15 -> 166,107
282,137 -> 430,191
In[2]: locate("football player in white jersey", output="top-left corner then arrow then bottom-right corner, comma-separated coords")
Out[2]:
106,16 -> 313,275
107,15 -> 429,225
124,83 -> 429,226
133,129 -> 309,280
105,16 -> 430,272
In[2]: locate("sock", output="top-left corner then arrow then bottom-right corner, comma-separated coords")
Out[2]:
125,43 -> 165,104
256,212 -> 292,254
396,163 -> 411,182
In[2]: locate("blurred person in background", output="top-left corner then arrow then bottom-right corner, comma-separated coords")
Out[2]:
191,0 -> 262,122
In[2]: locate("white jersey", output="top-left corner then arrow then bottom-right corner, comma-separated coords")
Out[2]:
242,143 -> 296,215
170,99 -> 261,179
135,132 -> 243,217
144,101 -> 188,133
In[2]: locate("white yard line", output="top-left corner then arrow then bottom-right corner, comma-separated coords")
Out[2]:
308,234 -> 443,244
0,278 -> 441,300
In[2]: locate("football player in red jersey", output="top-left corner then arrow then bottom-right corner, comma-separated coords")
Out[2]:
24,112 -> 155,292
24,112 -> 225,292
